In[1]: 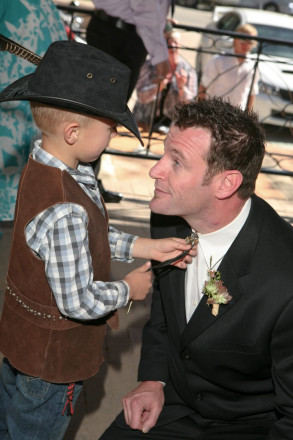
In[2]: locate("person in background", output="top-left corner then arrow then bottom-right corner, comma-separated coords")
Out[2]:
133,26 -> 198,134
198,24 -> 259,110
86,0 -> 172,203
100,97 -> 293,440
0,0 -> 67,223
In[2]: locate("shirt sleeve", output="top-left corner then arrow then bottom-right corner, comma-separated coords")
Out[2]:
135,61 -> 159,104
201,56 -> 219,89
25,203 -> 132,320
130,0 -> 169,65
108,225 -> 138,261
178,60 -> 198,100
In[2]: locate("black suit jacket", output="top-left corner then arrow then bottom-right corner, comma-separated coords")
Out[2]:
138,195 -> 293,438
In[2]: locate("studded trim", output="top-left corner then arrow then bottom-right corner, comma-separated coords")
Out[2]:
5,282 -> 67,321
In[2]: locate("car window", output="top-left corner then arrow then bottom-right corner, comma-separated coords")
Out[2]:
217,13 -> 241,31
252,24 -> 293,60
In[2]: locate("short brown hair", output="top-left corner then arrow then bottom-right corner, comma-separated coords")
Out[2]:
172,98 -> 266,200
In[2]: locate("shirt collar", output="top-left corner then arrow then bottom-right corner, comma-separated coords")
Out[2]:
197,198 -> 251,267
32,140 -> 98,190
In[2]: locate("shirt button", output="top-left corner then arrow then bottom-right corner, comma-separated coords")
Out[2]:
183,353 -> 191,360
195,393 -> 202,401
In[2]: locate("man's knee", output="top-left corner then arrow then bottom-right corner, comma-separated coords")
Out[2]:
99,412 -> 143,440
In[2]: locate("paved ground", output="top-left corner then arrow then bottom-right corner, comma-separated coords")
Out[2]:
0,126 -> 293,439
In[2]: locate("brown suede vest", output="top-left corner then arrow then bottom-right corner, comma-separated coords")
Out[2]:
0,156 -> 118,383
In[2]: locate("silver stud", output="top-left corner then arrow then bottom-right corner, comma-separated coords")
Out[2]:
6,283 -> 66,321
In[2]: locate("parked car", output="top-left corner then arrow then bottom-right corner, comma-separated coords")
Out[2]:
213,0 -> 293,14
196,7 -> 293,127
176,0 -> 293,13
175,0 -> 213,9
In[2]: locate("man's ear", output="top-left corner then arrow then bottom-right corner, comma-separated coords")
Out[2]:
64,123 -> 80,145
216,170 -> 243,200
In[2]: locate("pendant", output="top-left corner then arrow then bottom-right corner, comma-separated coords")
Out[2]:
185,231 -> 198,247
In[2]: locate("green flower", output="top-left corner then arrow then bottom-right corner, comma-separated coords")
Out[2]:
203,263 -> 232,316
204,282 -> 218,296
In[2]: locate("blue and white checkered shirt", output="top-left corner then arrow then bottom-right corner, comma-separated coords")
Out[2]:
25,141 -> 137,320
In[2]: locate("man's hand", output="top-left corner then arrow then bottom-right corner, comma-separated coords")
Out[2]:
153,60 -> 169,84
175,68 -> 188,91
123,381 -> 164,433
150,237 -> 197,268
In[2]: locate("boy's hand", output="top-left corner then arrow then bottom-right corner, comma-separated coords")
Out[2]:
151,237 -> 197,268
124,261 -> 153,301
133,237 -> 197,269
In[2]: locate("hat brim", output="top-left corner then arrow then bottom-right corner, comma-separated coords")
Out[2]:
0,73 -> 144,146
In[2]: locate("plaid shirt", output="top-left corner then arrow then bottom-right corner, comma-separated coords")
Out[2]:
25,142 -> 137,320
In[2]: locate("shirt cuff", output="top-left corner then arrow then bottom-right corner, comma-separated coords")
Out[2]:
110,230 -> 137,262
150,48 -> 169,67
115,280 -> 130,309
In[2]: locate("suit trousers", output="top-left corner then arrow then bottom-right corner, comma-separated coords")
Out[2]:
86,13 -> 148,174
99,410 -> 270,440
86,14 -> 148,100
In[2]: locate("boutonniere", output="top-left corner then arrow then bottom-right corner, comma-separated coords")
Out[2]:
203,257 -> 232,317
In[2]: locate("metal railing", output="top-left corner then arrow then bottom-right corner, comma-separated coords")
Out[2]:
56,3 -> 293,177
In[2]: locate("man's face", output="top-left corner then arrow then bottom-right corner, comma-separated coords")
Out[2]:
167,35 -> 180,53
149,125 -> 218,229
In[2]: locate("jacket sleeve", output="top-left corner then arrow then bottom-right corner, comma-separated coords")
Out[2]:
269,294 -> 293,439
137,275 -> 169,383
138,213 -> 187,383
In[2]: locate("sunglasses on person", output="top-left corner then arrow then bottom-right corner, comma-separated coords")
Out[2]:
238,39 -> 256,46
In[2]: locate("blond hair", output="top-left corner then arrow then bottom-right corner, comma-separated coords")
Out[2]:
30,102 -> 94,136
235,24 -> 258,48
235,24 -> 258,37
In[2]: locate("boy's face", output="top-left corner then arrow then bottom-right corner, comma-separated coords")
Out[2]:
75,117 -> 117,164
233,37 -> 255,56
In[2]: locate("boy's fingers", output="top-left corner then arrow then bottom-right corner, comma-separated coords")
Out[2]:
140,261 -> 151,272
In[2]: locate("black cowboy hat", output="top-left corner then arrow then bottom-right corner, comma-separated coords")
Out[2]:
0,40 -> 143,145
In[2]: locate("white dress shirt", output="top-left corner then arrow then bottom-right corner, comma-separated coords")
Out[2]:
185,198 -> 251,321
201,52 -> 259,110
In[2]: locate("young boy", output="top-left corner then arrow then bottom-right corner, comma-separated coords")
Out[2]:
0,41 -> 194,440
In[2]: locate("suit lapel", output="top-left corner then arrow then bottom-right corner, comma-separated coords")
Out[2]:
151,214 -> 191,339
168,222 -> 192,333
180,256 -> 244,349
167,265 -> 187,334
180,195 -> 264,350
